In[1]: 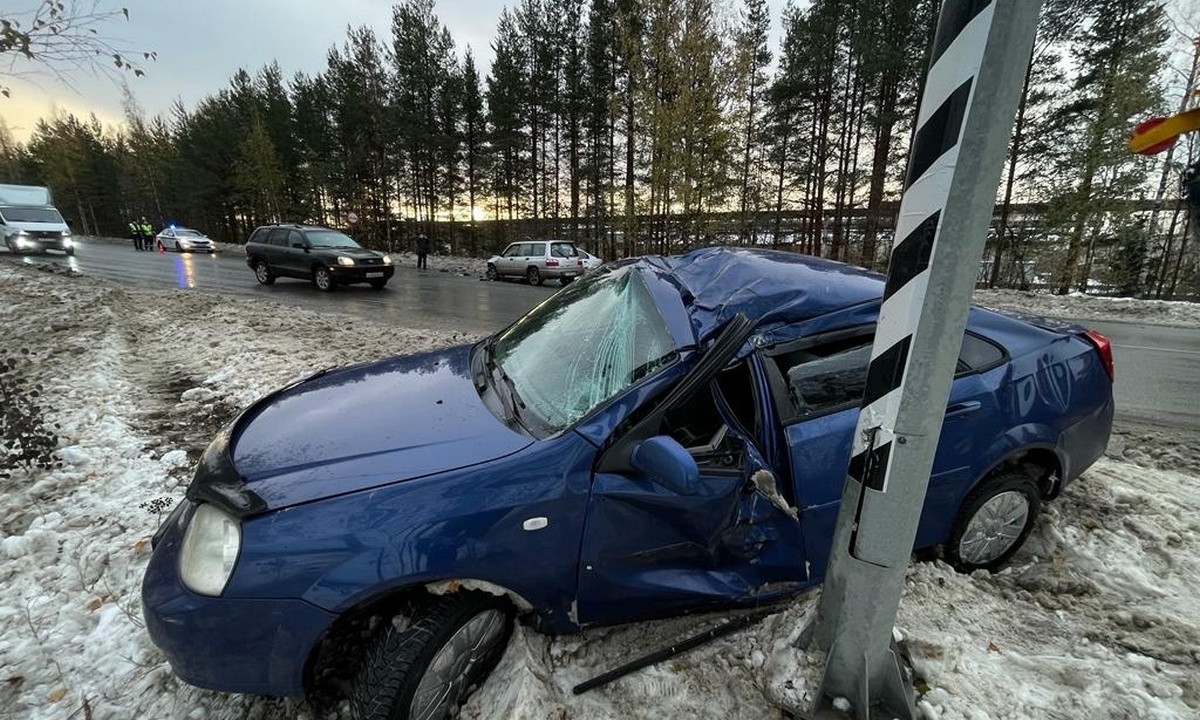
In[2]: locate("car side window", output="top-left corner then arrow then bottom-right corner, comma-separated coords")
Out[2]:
266,228 -> 288,246
287,230 -> 305,248
528,242 -> 544,257
959,332 -> 1005,372
770,327 -> 1009,422
780,342 -> 872,418
502,244 -> 519,258
657,362 -> 755,474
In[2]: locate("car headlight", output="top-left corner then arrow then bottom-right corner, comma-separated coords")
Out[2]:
61,229 -> 71,237
178,503 -> 241,596
382,255 -> 393,265
337,256 -> 355,266
62,237 -> 73,247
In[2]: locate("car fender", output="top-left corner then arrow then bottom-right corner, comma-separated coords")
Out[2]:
225,432 -> 597,634
972,423 -> 1065,496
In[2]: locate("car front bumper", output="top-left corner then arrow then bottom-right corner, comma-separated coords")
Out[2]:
9,235 -> 72,252
141,502 -> 336,696
327,264 -> 395,282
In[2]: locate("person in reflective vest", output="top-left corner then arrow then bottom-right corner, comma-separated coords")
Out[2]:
129,220 -> 142,251
140,218 -> 153,250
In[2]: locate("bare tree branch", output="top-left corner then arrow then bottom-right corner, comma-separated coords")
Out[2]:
0,0 -> 154,98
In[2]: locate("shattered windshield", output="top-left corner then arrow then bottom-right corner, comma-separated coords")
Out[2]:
492,265 -> 678,433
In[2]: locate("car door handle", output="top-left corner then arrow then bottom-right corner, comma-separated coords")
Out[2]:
945,401 -> 982,417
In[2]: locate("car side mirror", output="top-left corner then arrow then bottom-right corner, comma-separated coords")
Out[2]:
630,436 -> 699,494
292,242 -> 308,251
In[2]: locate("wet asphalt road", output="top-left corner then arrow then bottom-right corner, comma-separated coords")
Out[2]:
5,237 -> 556,335
5,238 -> 1198,427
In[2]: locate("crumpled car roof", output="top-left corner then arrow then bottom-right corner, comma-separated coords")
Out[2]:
653,246 -> 886,342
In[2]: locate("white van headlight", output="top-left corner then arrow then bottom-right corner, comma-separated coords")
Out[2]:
178,504 -> 241,596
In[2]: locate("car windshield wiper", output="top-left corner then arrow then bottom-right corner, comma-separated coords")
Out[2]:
491,363 -> 529,433
476,338 -> 527,432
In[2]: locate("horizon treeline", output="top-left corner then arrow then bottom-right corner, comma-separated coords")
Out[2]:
0,0 -> 1193,298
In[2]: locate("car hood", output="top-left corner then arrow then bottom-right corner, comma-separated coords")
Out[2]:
316,247 -> 384,259
229,345 -> 532,509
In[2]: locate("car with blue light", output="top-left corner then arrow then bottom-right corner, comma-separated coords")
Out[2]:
142,247 -> 1114,720
155,226 -> 216,253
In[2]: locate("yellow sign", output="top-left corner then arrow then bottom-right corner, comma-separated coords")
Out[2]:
1129,108 -> 1200,155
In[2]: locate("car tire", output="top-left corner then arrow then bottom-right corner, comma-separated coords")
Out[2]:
369,279 -> 388,290
486,264 -> 498,281
945,469 -> 1041,573
157,241 -> 165,252
526,267 -> 542,286
351,592 -> 513,720
314,266 -> 337,292
65,247 -> 75,257
253,260 -> 275,286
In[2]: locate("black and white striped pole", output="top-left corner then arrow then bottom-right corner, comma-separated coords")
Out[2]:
808,2 -> 1043,718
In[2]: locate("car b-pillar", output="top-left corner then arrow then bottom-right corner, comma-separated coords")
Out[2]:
803,2 -> 1043,719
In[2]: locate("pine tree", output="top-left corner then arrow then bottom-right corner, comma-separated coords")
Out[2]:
1053,0 -> 1169,294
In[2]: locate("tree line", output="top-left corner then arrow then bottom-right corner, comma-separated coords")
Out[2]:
0,0 -> 1193,297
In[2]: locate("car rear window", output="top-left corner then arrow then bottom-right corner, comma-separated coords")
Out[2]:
550,242 -> 577,258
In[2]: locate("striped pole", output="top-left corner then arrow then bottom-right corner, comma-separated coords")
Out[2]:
809,2 -> 1042,718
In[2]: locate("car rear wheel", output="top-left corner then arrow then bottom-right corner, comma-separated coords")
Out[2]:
486,264 -> 498,281
946,469 -> 1041,573
253,260 -> 275,285
351,592 -> 513,720
314,266 -> 336,292
526,267 -> 542,286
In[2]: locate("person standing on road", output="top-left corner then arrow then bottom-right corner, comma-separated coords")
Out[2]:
129,219 -> 143,251
140,217 -> 154,251
416,234 -> 430,270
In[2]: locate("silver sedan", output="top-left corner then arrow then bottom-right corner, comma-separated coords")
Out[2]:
156,227 -> 216,253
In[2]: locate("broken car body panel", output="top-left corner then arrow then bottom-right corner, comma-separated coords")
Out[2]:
143,248 -> 1114,697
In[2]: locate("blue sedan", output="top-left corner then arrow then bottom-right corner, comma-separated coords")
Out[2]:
142,248 -> 1114,720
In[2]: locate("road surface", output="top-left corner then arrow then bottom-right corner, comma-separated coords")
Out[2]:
5,238 -> 1197,427
5,237 -> 555,335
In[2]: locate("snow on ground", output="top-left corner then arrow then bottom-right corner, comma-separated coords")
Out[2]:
1,258 -> 1197,720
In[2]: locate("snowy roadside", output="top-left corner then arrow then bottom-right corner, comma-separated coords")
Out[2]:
0,260 -> 1197,720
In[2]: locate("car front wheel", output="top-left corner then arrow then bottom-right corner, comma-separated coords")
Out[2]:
351,593 -> 513,720
314,266 -> 337,291
946,469 -> 1041,573
486,264 -> 498,281
253,260 -> 275,285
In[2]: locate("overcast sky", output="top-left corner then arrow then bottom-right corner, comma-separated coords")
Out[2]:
3,0 -> 791,142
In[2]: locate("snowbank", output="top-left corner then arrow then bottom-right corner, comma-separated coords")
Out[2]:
0,261 -> 1196,720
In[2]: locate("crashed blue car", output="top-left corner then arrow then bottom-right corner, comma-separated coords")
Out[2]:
142,247 -> 1114,720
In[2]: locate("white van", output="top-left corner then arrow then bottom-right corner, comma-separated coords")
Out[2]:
0,184 -> 74,256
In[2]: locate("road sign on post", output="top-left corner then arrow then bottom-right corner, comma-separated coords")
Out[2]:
806,2 -> 1043,718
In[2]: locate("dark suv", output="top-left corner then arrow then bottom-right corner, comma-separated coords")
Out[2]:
244,224 -> 394,291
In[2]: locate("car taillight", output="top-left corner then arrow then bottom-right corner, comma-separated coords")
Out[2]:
1082,329 -> 1114,382
546,258 -> 559,266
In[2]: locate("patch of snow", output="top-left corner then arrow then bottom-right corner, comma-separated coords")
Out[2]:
0,260 -> 1197,720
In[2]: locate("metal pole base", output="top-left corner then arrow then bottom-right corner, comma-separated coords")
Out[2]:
805,635 -> 915,720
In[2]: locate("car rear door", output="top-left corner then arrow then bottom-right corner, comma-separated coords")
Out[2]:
765,326 -> 1004,581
